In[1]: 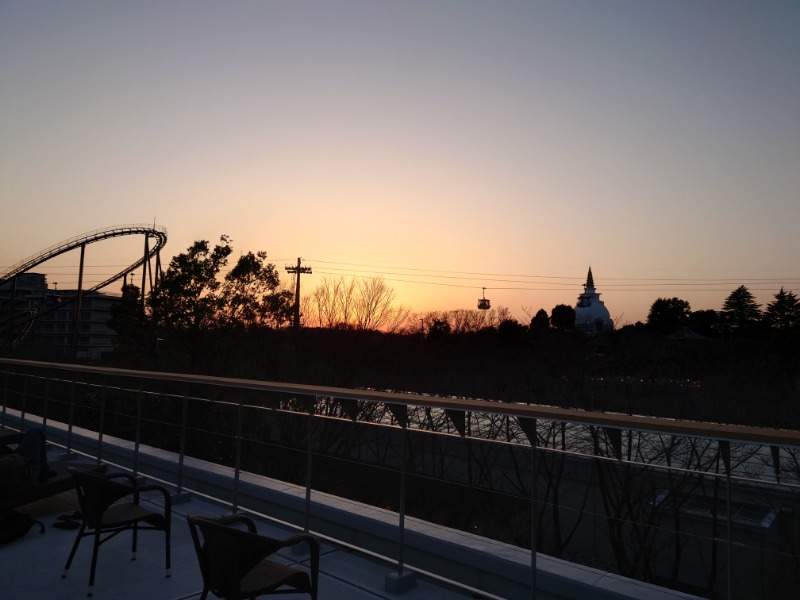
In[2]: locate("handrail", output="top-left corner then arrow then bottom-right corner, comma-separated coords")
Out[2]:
1,357 -> 799,448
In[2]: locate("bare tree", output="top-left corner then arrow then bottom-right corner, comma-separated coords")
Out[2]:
304,275 -> 357,328
303,275 -> 410,332
422,307 -> 509,334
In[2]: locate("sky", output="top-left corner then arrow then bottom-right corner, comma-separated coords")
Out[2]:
2,1 -> 799,325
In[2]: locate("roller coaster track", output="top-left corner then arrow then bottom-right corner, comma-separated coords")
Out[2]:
1,225 -> 167,345
0,224 -> 168,294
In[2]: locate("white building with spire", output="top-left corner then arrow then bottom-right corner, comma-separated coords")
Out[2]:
575,267 -> 613,334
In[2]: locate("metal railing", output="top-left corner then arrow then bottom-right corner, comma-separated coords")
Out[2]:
2,357 -> 799,600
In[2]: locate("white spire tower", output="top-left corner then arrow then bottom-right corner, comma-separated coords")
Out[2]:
574,266 -> 612,334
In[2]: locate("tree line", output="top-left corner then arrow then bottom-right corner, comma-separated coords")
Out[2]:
644,285 -> 799,336
103,237 -> 800,428
112,236 -> 800,345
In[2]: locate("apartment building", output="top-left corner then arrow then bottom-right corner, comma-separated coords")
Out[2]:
0,272 -> 119,360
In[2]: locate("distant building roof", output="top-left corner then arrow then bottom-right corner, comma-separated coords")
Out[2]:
666,326 -> 707,341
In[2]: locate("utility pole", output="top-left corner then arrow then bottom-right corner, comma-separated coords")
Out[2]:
285,258 -> 312,329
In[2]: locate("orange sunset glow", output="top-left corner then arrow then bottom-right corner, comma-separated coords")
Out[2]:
1,2 -> 799,325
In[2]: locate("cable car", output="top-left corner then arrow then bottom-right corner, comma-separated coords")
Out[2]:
477,287 -> 491,310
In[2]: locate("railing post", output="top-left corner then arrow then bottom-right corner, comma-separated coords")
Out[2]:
517,417 -> 539,599
164,386 -> 192,504
291,394 -> 316,558
385,403 -> 416,594
770,445 -> 781,483
304,397 -> 315,534
231,400 -> 243,513
399,422 -> 406,570
531,421 -> 539,599
720,440 -> 732,600
96,388 -> 106,465
20,374 -> 28,430
66,380 -> 77,457
42,377 -> 49,432
1,370 -> 8,429
133,388 -> 143,476
177,390 -> 189,495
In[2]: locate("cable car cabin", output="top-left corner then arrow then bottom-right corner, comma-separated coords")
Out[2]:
478,287 -> 491,310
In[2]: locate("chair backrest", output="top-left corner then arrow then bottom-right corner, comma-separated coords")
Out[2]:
187,515 -> 282,597
69,468 -> 133,529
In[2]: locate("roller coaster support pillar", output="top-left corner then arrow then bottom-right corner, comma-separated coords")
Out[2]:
140,235 -> 149,311
70,243 -> 86,359
6,277 -> 17,352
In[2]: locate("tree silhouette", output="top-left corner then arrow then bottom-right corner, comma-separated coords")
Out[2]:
145,236 -> 292,370
421,308 -> 508,334
108,281 -> 153,364
427,318 -> 451,339
530,308 -> 550,332
686,309 -> 718,337
721,285 -> 761,333
498,318 -> 526,341
647,297 -> 691,334
149,237 -> 232,332
550,304 -> 576,331
147,237 -> 233,370
764,287 -> 800,331
217,251 -> 293,329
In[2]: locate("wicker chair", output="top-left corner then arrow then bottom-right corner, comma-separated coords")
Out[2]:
187,513 -> 319,600
62,467 -> 172,596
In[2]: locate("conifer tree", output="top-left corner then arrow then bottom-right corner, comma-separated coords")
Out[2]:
721,285 -> 761,332
764,287 -> 800,330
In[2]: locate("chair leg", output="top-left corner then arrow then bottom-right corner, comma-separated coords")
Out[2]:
131,522 -> 138,560
87,529 -> 102,596
62,523 -> 86,578
165,527 -> 171,577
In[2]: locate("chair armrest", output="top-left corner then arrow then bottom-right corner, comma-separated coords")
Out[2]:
103,472 -> 141,502
105,472 -> 138,485
135,483 -> 172,516
232,529 -> 320,577
217,514 -> 257,532
274,533 -> 320,559
93,471 -> 172,515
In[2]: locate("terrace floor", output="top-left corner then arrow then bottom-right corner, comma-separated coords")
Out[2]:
0,418 -> 705,600
2,450 -> 479,600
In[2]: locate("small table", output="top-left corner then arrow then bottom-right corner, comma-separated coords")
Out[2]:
0,428 -> 24,446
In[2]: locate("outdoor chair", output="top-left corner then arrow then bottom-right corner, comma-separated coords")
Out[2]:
187,513 -> 319,600
62,467 -> 172,596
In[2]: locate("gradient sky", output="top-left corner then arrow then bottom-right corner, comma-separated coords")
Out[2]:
2,1 -> 799,325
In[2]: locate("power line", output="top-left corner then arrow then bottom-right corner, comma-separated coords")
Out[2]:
307,258 -> 578,281
306,258 -> 800,284
309,264 -> 800,293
